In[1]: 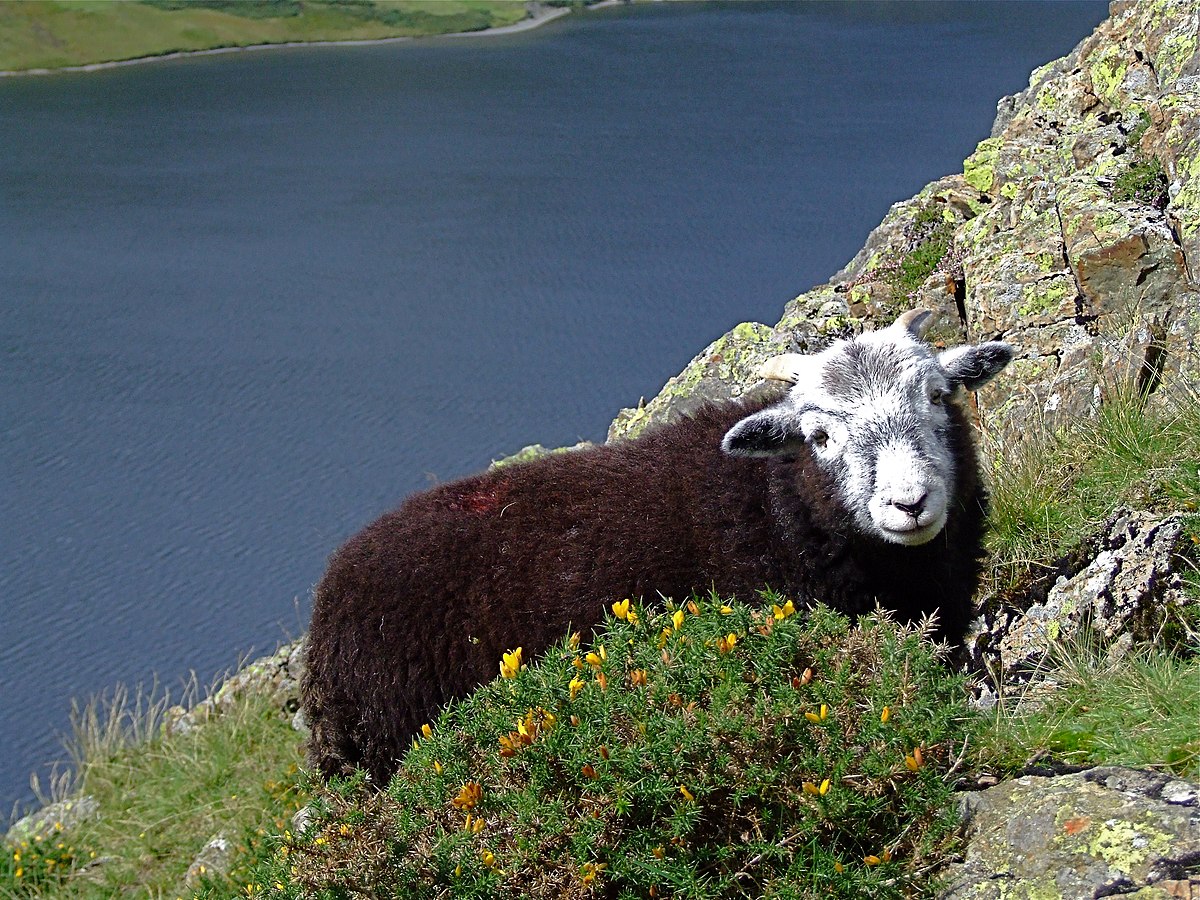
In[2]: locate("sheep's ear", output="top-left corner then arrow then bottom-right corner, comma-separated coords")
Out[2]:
757,353 -> 815,385
939,342 -> 1015,391
722,406 -> 805,457
890,308 -> 933,339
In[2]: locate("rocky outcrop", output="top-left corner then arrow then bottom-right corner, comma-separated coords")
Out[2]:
965,507 -> 1191,692
183,833 -> 233,888
4,795 -> 99,846
161,639 -> 307,737
609,0 -> 1200,447
938,767 -> 1200,899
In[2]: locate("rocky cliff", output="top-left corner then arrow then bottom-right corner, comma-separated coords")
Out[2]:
608,0 -> 1199,449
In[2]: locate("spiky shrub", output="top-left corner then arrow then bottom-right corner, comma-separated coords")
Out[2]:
255,598 -> 972,899
1,822 -> 90,898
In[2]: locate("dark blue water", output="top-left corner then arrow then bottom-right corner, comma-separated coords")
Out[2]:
1,1 -> 1108,814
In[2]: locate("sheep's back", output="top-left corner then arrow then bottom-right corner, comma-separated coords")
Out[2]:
302,395 -> 780,781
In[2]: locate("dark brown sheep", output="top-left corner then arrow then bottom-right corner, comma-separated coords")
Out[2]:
302,310 -> 1013,783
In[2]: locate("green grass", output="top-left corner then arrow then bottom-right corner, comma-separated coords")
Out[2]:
240,601 -> 973,900
875,203 -> 956,306
974,635 -> 1200,777
0,1 -> 529,72
981,377 -> 1200,602
0,678 -> 308,899
972,359 -> 1200,779
1112,155 -> 1169,208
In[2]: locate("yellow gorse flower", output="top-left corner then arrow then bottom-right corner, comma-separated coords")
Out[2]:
772,599 -> 795,621
672,609 -> 685,630
881,705 -> 891,723
679,785 -> 694,802
499,647 -> 523,679
804,703 -> 829,723
611,599 -> 637,622
717,632 -> 738,653
452,782 -> 482,810
420,723 -> 433,739
569,676 -> 585,699
803,777 -> 832,796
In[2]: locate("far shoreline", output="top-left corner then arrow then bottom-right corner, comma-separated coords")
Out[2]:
0,1 -> 622,79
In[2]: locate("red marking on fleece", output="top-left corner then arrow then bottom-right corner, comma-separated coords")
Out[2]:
449,478 -> 510,515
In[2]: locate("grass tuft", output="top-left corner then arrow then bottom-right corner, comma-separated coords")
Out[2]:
981,376 -> 1200,603
1,671 -> 307,899
1112,156 -> 1169,209
974,633 -> 1200,778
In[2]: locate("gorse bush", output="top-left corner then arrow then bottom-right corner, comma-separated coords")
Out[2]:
251,599 -> 973,899
1,821 -> 91,898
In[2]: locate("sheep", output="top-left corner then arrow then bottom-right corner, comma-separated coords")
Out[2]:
301,309 -> 1014,783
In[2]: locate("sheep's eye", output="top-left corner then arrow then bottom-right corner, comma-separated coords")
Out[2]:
810,429 -> 829,448
929,389 -> 945,405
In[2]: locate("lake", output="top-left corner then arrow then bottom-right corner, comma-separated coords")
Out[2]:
0,0 -> 1108,814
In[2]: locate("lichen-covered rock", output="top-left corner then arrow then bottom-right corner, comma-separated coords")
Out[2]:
953,0 -> 1200,440
963,508 -> 1189,684
606,321 -> 785,442
4,795 -> 99,845
163,638 -> 306,737
489,441 -> 593,469
605,174 -> 998,442
183,833 -> 232,887
938,767 -> 1200,899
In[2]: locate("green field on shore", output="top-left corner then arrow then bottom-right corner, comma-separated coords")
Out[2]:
0,0 -> 531,73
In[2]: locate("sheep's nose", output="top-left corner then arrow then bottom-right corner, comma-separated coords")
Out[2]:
892,494 -> 927,518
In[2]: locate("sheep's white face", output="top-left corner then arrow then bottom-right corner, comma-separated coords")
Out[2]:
722,312 -> 1013,546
